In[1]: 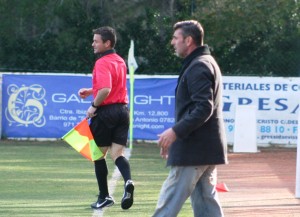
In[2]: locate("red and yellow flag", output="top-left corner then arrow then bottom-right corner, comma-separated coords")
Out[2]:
62,119 -> 103,161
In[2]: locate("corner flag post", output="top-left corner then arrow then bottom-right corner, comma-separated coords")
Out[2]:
128,40 -> 138,149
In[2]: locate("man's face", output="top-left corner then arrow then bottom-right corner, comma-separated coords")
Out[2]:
171,29 -> 188,58
92,34 -> 109,54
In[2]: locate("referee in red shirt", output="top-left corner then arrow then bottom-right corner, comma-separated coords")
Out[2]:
78,26 -> 134,210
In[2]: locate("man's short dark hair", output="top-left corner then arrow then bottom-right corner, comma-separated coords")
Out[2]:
173,20 -> 204,46
93,26 -> 117,48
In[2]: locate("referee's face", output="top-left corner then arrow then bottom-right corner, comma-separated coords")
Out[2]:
92,34 -> 110,54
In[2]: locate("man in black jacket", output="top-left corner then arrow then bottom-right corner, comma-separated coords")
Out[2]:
153,20 -> 228,217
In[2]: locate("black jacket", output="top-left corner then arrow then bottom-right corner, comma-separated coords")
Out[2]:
167,45 -> 228,166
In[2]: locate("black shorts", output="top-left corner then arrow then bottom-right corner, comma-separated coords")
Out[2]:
89,104 -> 129,147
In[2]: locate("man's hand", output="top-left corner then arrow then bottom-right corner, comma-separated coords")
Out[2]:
158,128 -> 176,159
160,147 -> 169,159
86,106 -> 97,118
78,88 -> 92,99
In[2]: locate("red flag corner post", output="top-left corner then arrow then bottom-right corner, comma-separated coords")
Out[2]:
62,119 -> 103,161
128,40 -> 138,149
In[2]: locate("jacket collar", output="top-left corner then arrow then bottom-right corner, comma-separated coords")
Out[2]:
96,49 -> 116,59
176,45 -> 211,86
180,45 -> 211,75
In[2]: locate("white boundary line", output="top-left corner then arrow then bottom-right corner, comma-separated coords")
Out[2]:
92,148 -> 132,217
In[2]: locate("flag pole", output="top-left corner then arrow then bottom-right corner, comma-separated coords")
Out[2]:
128,40 -> 138,149
129,65 -> 134,149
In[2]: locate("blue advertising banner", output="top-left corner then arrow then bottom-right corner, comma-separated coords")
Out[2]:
1,74 -> 175,140
2,74 -> 93,138
131,78 -> 175,140
1,74 -> 300,145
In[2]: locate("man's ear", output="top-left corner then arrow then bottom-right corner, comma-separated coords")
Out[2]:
185,36 -> 193,46
104,40 -> 111,48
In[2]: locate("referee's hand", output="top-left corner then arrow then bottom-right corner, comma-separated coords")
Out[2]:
86,106 -> 97,118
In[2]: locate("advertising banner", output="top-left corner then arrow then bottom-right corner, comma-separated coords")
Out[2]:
223,76 -> 300,145
1,74 -> 300,145
2,74 -> 92,138
1,74 -> 175,140
131,77 -> 175,140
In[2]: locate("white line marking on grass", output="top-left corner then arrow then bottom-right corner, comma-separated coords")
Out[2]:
92,148 -> 132,217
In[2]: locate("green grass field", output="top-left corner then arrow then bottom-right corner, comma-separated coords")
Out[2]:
0,140 -> 193,217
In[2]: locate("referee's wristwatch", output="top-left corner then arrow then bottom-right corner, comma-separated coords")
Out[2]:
91,101 -> 98,108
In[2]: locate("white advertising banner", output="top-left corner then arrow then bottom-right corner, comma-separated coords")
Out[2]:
223,76 -> 300,145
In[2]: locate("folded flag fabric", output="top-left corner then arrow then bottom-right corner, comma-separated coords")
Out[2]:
62,119 -> 103,161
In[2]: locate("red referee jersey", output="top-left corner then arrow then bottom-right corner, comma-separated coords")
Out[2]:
92,52 -> 128,105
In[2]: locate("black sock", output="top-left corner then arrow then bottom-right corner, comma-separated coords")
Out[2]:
115,156 -> 131,183
94,159 -> 109,199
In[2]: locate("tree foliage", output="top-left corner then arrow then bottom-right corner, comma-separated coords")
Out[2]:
0,0 -> 299,76
193,0 -> 300,76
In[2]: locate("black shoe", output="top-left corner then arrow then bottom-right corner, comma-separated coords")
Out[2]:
91,196 -> 114,209
121,180 -> 134,210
